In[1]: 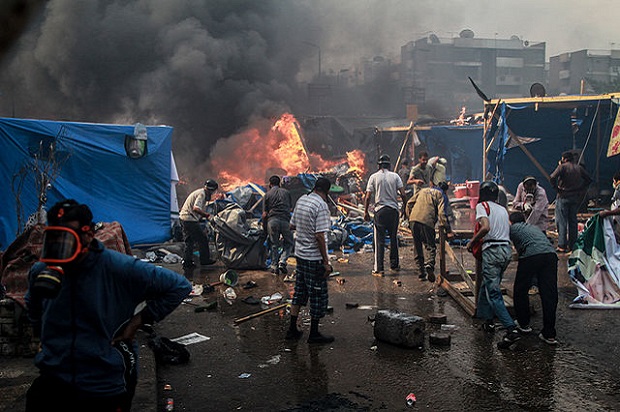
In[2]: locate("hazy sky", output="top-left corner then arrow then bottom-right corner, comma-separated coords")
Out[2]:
1,0 -> 618,181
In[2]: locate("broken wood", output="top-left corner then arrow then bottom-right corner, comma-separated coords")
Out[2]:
444,240 -> 476,292
233,302 -> 288,324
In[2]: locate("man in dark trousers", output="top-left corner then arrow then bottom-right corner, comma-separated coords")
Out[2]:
179,179 -> 219,273
286,177 -> 335,344
364,154 -> 407,276
406,181 -> 454,282
262,175 -> 294,275
509,212 -> 559,345
25,200 -> 191,411
550,151 -> 591,253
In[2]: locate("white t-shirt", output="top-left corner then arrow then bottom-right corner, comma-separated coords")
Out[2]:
475,201 -> 510,250
366,169 -> 403,211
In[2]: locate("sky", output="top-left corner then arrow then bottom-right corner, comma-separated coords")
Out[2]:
0,0 -> 618,182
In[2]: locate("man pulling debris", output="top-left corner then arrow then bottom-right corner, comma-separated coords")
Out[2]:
179,179 -> 219,276
406,181 -> 453,282
262,175 -> 294,275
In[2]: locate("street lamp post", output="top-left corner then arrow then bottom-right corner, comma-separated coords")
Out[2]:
303,41 -> 321,81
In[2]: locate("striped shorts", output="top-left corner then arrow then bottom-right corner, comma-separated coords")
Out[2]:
292,257 -> 329,318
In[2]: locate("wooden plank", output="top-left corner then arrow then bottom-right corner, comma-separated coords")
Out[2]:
440,277 -> 475,316
444,240 -> 476,292
233,303 -> 289,324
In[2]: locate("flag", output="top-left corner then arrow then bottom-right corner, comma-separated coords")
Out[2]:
607,107 -> 620,157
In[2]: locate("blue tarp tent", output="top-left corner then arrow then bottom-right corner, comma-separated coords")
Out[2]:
0,117 -> 175,249
485,94 -> 620,197
415,125 -> 483,183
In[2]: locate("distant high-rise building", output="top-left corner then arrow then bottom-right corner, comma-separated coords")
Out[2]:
548,49 -> 620,95
400,30 -> 546,114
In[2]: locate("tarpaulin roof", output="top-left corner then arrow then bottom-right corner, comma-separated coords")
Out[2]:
0,117 -> 174,249
485,94 -> 620,195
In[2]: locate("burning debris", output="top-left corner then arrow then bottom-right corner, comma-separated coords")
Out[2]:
210,112 -> 367,191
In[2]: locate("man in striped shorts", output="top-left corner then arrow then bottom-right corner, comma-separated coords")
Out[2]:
286,177 -> 335,344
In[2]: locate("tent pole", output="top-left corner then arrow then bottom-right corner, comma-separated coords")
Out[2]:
394,121 -> 413,173
483,101 -> 501,180
509,132 -> 551,182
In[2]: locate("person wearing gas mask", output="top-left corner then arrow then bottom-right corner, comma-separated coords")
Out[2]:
512,176 -> 549,234
25,200 -> 192,412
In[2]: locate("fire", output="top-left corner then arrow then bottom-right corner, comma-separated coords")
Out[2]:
210,113 -> 366,190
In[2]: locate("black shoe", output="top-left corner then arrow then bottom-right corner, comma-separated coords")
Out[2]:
426,266 -> 436,282
481,321 -> 496,333
307,333 -> 335,344
497,329 -> 522,349
285,328 -> 303,340
279,264 -> 288,275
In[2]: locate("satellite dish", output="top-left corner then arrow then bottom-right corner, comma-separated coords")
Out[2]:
429,34 -> 440,44
524,40 -> 530,46
530,83 -> 546,97
510,35 -> 520,41
459,29 -> 475,38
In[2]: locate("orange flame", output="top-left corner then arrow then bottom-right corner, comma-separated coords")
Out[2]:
210,113 -> 366,190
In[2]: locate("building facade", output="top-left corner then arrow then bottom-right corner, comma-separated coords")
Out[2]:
400,30 -> 546,115
548,49 -> 620,95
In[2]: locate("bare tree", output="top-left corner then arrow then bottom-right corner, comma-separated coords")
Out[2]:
11,125 -> 71,235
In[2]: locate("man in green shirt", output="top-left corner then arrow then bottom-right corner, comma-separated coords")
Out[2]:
509,212 -> 558,345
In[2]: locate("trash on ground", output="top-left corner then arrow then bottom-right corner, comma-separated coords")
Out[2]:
242,280 -> 258,289
261,292 -> 283,304
242,296 -> 261,305
238,373 -> 251,379
194,301 -> 218,312
406,393 -> 417,406
224,287 -> 237,303
170,332 -> 211,346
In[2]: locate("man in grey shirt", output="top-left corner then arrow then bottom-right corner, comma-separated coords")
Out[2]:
262,175 -> 294,275
509,212 -> 558,345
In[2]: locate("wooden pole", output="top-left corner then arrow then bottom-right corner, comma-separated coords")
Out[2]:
394,122 -> 413,173
233,303 -> 289,324
509,132 -> 551,182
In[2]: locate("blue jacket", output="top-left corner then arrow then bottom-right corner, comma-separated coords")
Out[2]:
25,240 -> 192,396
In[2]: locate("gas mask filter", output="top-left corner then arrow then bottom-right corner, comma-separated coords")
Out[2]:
35,226 -> 87,298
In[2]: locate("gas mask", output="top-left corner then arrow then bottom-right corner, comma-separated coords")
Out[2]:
34,226 -> 88,298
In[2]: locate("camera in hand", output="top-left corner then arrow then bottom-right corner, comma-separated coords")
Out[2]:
33,266 -> 64,299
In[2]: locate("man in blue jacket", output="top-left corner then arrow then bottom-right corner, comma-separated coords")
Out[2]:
25,199 -> 192,412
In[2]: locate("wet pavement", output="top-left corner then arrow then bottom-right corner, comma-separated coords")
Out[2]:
2,218 -> 620,411
153,240 -> 620,411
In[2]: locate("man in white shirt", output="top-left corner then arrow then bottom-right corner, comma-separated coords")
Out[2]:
467,181 -> 521,349
364,154 -> 407,276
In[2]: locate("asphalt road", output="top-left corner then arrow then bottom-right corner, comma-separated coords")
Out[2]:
152,242 -> 620,411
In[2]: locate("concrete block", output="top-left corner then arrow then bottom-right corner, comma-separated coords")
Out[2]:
429,332 -> 451,346
428,314 -> 447,324
373,310 -> 425,348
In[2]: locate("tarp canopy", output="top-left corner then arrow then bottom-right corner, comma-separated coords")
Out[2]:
485,94 -> 620,196
0,117 -> 175,249
414,125 -> 484,183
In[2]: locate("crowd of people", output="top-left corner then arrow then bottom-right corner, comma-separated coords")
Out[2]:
25,145 -> 617,410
